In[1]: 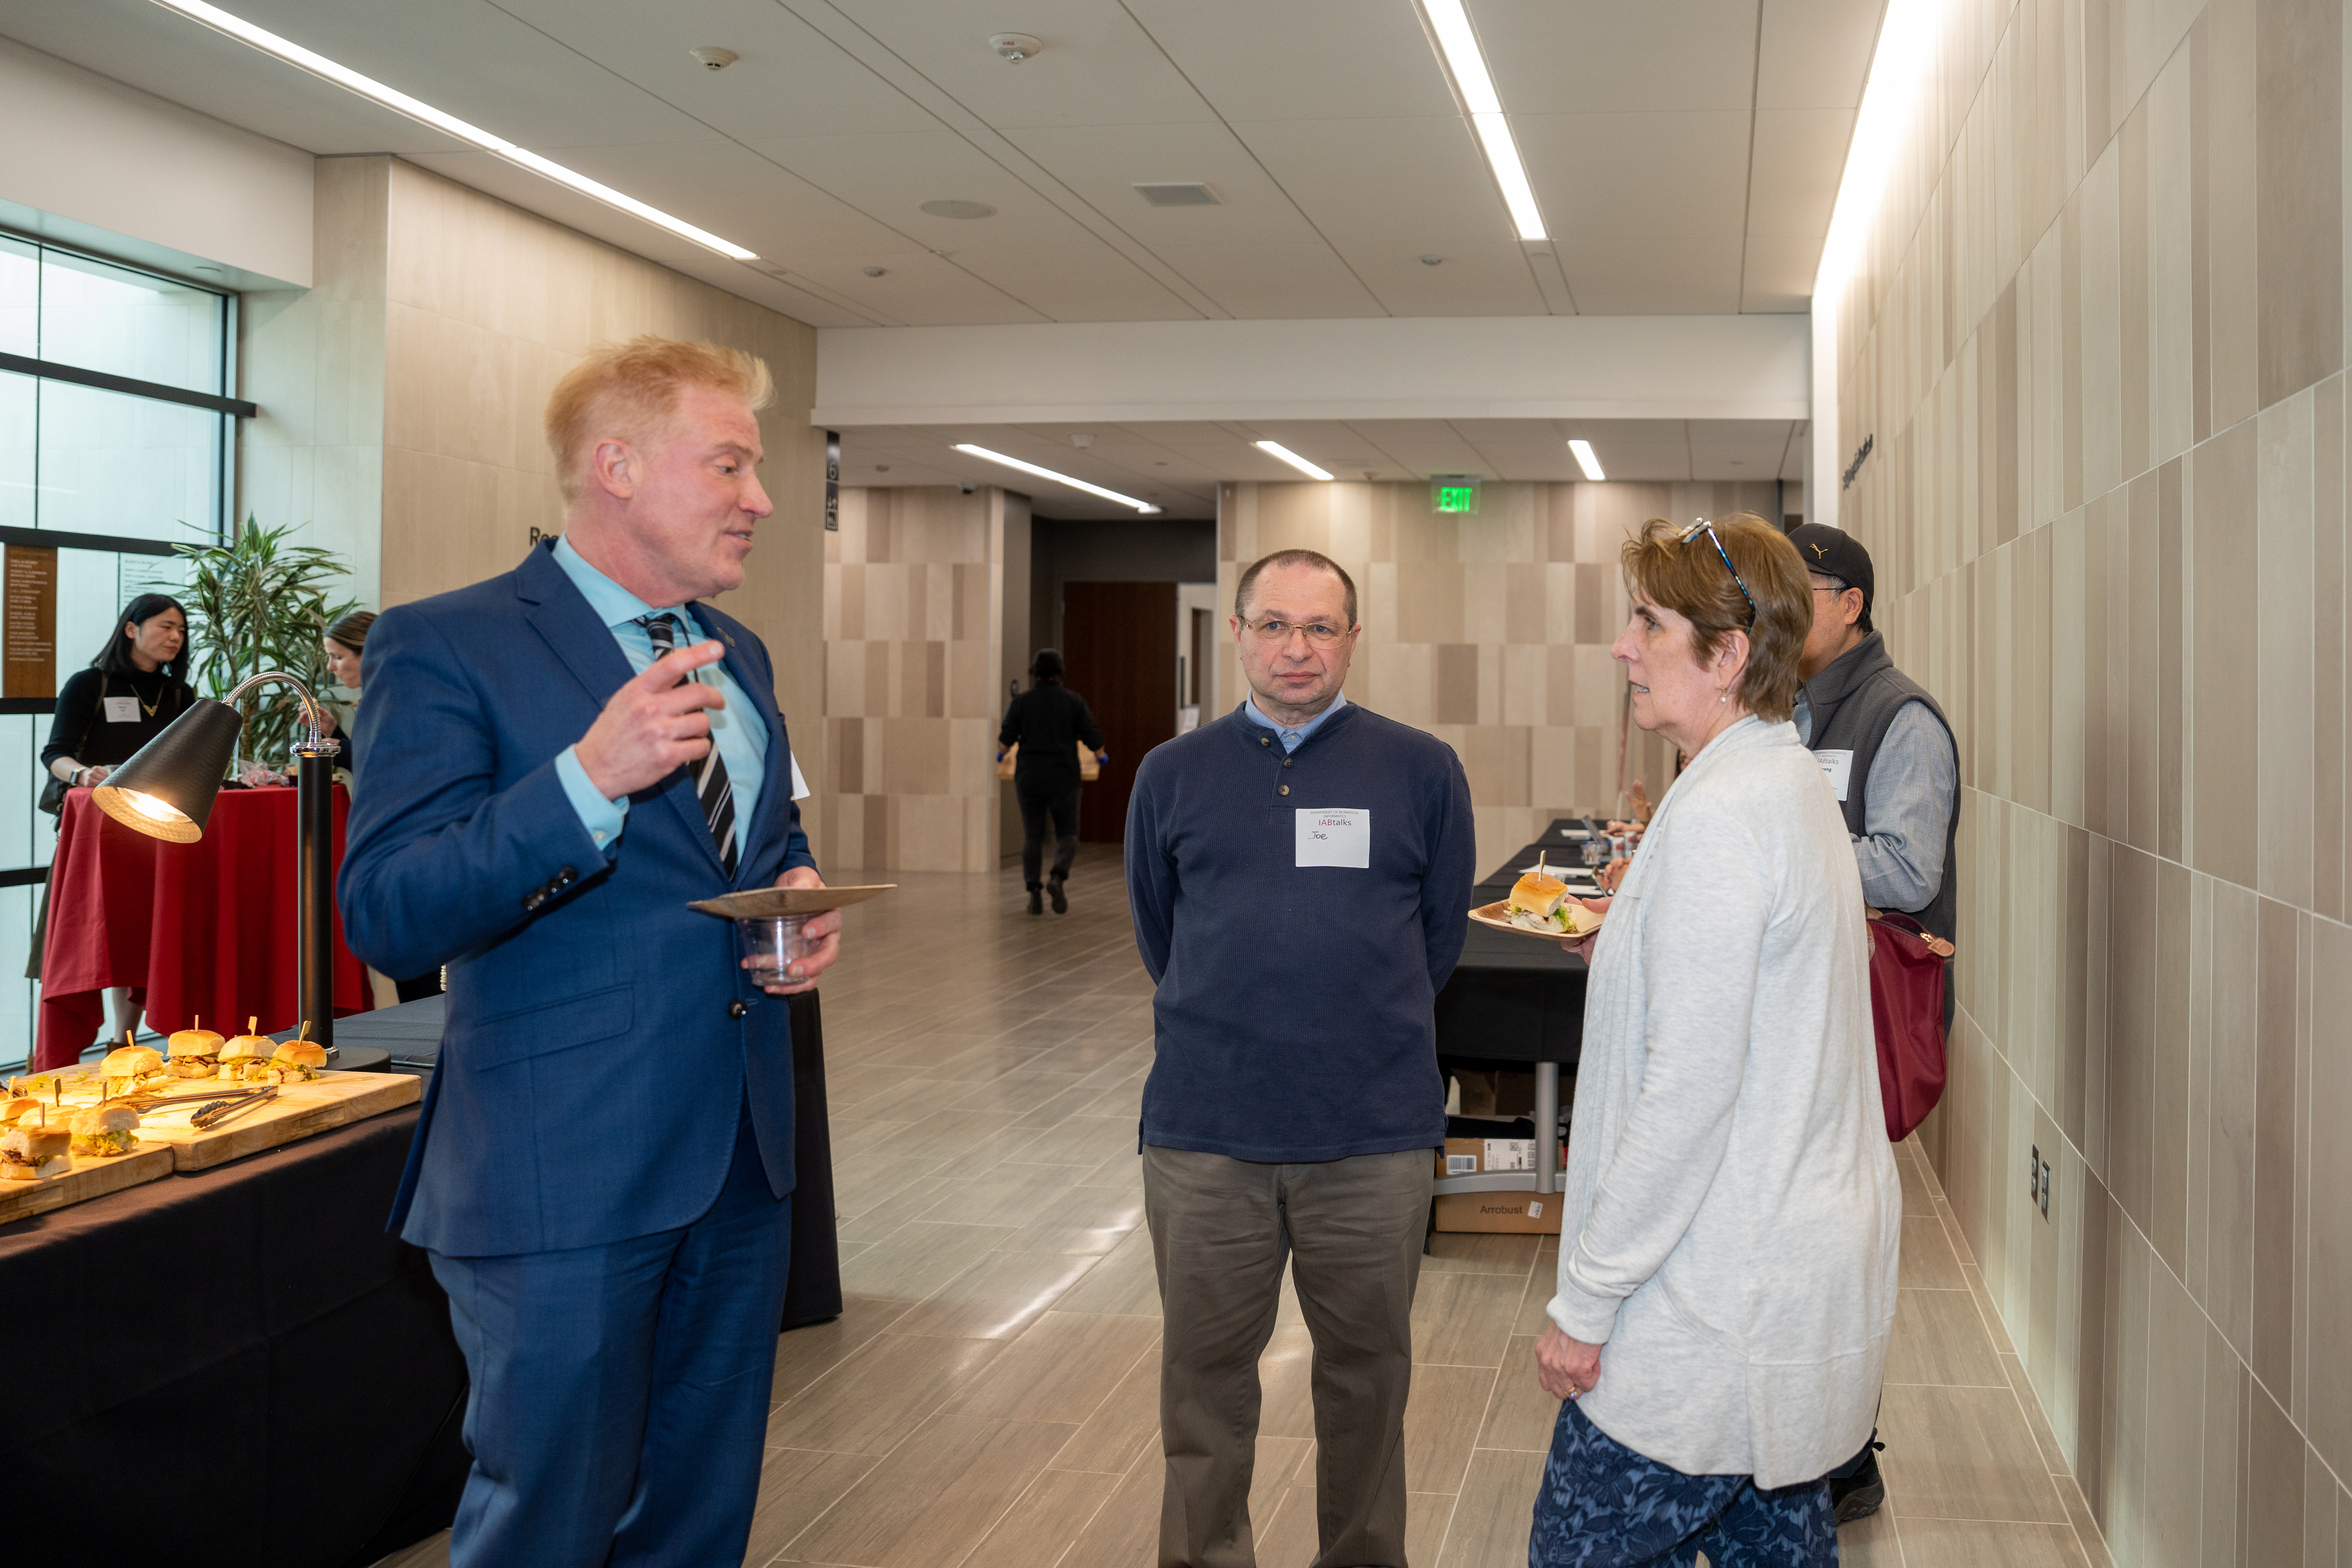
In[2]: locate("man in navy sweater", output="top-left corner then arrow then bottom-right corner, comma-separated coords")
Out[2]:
1126,548 -> 1475,1567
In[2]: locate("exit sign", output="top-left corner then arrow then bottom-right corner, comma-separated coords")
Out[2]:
1431,476 -> 1481,514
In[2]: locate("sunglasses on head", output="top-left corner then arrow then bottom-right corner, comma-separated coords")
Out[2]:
1677,520 -> 1755,624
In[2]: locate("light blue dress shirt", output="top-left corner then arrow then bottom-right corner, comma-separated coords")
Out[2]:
550,537 -> 786,861
1242,689 -> 1348,752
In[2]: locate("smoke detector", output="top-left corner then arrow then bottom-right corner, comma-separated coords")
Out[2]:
862,266 -> 887,277
989,33 -> 1042,62
689,46 -> 739,70
1420,254 -> 1443,266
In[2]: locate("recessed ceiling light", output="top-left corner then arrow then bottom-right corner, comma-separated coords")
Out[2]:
921,199 -> 997,219
954,444 -> 1161,513
1420,254 -> 1443,266
875,464 -> 891,473
1568,440 -> 1605,481
1134,183 -> 1222,207
1418,0 -> 1547,241
862,266 -> 887,277
1255,440 -> 1334,481
148,0 -> 761,261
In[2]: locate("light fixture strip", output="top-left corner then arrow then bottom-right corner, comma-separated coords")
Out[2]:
1420,0 -> 1547,241
1815,0 -> 1949,296
148,0 -> 760,262
1568,439 -> 1606,482
952,445 -> 1162,513
1253,440 -> 1334,482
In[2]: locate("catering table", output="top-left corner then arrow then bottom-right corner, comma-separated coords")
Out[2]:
1432,819 -> 1602,1197
36,785 -> 374,1070
0,1102 -> 469,1564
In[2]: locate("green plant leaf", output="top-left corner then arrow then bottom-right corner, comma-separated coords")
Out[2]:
175,516 -> 356,770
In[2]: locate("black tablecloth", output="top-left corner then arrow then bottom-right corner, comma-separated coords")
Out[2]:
0,1106 -> 470,1566
1436,838 -> 1594,1067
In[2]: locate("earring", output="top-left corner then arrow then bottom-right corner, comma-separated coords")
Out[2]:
1718,689 -> 1728,703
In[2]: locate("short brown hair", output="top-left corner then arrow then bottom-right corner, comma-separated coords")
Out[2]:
1620,513 -> 1811,722
544,336 -> 774,504
1235,548 -> 1357,627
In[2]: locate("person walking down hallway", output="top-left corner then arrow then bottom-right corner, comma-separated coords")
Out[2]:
997,648 -> 1105,914
1126,548 -> 1475,1568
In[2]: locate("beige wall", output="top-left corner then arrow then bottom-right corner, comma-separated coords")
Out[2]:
821,486 -> 1015,873
1220,479 -> 1782,871
241,155 -> 826,845
1828,0 -> 2352,1555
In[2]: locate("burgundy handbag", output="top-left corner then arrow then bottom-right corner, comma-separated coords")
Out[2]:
1864,909 -> 1955,1142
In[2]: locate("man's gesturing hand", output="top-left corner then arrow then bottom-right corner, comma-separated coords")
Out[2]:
575,641 -> 728,800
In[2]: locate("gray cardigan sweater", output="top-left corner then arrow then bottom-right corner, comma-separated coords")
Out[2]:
1547,715 -> 1900,1487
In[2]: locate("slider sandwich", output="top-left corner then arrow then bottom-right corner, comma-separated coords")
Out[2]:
101,1044 -> 170,1097
168,1016 -> 226,1078
1505,869 -> 1600,937
1,1119 -> 70,1181
69,1103 -> 140,1159
218,1018 -> 276,1083
266,1038 -> 328,1085
0,1095 -> 37,1126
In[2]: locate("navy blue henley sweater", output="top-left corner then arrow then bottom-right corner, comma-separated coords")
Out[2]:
1124,699 -> 1477,1163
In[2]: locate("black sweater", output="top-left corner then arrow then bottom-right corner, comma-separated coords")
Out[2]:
42,667 -> 198,771
998,680 -> 1106,789
1124,701 -> 1477,1162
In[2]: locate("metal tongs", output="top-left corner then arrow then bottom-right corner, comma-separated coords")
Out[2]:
189,1086 -> 279,1130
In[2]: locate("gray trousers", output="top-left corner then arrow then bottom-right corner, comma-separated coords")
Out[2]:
1142,1144 -> 1433,1568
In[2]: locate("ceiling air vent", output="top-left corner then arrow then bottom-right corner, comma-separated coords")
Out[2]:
1134,183 -> 1222,207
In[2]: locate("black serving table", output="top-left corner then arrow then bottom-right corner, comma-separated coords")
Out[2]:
1433,823 -> 1600,1198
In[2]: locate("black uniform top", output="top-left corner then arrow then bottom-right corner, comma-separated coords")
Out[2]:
42,667 -> 199,771
998,679 -> 1106,789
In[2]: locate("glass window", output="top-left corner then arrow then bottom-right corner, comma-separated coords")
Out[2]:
0,232 -> 230,1071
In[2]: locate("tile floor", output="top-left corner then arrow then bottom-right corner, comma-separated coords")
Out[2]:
377,848 -> 2115,1568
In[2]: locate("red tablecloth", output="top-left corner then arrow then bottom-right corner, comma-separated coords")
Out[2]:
36,785 -> 373,1069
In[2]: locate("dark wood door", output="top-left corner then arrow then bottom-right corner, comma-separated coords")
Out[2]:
1062,581 -> 1177,842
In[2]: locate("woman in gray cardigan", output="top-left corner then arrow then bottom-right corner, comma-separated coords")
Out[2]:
1530,515 -> 1900,1567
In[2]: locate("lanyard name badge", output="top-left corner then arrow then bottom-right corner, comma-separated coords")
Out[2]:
103,696 -> 142,723
1295,807 -> 1370,869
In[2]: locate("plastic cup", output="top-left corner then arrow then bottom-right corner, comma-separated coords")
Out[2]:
736,914 -> 818,986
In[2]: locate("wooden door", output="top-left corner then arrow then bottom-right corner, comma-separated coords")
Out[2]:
1062,581 -> 1177,842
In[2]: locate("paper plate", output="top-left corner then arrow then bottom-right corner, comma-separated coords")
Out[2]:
1469,899 -> 1604,941
690,883 -> 897,920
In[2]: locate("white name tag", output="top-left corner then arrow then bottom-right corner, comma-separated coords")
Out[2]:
1295,807 -> 1370,868
1816,748 -> 1854,802
102,697 -> 142,723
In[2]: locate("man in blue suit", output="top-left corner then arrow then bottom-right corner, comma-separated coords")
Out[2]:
340,336 -> 841,1568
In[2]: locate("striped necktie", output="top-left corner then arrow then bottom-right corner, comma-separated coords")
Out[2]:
638,612 -> 739,879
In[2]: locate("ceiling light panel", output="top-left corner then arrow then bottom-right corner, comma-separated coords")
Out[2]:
953,444 -> 1163,512
1254,440 -> 1335,481
146,0 -> 761,260
1418,0 -> 1547,240
1568,439 -> 1606,481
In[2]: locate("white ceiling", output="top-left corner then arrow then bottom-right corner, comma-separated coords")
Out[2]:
841,416 -> 1808,520
0,0 -> 1883,329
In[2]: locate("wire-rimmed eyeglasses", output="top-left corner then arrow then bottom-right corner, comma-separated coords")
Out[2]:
1241,616 -> 1350,646
1677,520 -> 1755,623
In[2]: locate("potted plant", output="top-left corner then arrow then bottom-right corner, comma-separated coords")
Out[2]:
176,518 -> 358,770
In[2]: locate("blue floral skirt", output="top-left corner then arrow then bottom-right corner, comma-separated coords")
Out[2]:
1528,1400 -> 1836,1567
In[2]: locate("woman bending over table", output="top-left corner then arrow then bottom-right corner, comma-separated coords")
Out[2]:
1529,514 -> 1899,1568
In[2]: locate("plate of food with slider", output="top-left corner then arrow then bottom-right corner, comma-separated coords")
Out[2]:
1469,863 -> 1606,942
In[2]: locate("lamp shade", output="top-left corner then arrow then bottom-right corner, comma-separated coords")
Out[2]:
91,697 -> 245,844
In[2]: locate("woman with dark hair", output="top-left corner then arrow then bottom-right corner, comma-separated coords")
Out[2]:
997,648 -> 1106,915
42,593 -> 197,790
319,607 -> 439,1004
36,593 -> 199,1043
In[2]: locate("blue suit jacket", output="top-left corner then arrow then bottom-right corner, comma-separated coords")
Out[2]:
340,540 -> 815,1258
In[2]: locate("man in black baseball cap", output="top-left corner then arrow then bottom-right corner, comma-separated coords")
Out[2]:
1786,523 -> 1959,1525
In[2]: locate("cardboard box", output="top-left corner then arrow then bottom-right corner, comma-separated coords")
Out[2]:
1432,1191 -> 1564,1233
1432,1137 -> 1569,1232
1451,1069 -> 1539,1118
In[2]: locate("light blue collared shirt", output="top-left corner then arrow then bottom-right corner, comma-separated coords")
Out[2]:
550,537 -> 794,860
1242,689 -> 1348,752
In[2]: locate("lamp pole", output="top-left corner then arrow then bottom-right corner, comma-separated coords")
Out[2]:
295,736 -> 337,1050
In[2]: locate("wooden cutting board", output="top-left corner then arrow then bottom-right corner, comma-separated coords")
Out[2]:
131,1070 -> 422,1172
0,1141 -> 174,1225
